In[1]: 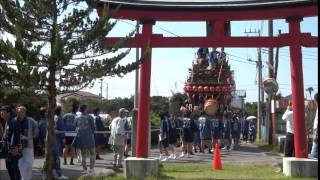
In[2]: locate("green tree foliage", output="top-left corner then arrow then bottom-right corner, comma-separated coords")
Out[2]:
245,102 -> 258,116
102,97 -> 134,117
0,1 -> 145,179
169,92 -> 187,116
0,88 -> 48,119
150,96 -> 170,114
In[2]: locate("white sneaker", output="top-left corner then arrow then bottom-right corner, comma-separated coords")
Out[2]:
172,154 -> 177,159
206,66 -> 212,70
221,147 -> 228,150
161,156 -> 168,162
81,169 -> 89,174
57,175 -> 68,180
168,154 -> 173,159
179,153 -> 185,158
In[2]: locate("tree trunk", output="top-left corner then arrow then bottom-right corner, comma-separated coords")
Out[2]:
44,83 -> 56,180
44,1 -> 58,179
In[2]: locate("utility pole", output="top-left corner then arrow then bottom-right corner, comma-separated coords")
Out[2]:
267,20 -> 276,145
271,29 -> 281,146
258,50 -> 263,141
99,78 -> 103,100
245,29 -> 263,141
106,83 -> 108,100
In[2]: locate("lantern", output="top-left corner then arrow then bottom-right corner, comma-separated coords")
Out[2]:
186,85 -> 192,92
198,86 -> 203,93
210,86 -> 215,92
221,86 -> 225,92
192,86 -> 198,92
224,86 -> 229,92
204,86 -> 209,92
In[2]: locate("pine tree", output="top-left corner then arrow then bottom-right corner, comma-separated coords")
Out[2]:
0,1 -> 145,179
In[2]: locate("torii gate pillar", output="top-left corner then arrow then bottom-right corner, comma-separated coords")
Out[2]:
287,16 -> 307,158
136,20 -> 154,158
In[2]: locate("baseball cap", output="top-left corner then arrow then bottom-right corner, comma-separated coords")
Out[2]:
119,108 -> 129,113
0,106 -> 12,112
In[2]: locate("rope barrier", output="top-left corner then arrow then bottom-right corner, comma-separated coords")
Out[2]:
55,128 -> 163,137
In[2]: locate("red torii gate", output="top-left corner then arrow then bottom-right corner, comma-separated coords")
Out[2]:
98,0 -> 318,159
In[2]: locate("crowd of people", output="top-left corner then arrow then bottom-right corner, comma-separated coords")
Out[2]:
0,94 -> 317,179
0,102 -> 132,180
158,106 -> 256,161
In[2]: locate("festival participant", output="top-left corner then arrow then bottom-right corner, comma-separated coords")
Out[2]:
242,117 -> 249,143
230,114 -> 241,150
282,101 -> 294,157
192,107 -> 201,154
109,108 -> 129,168
159,111 -> 170,161
73,105 -> 96,173
198,111 -> 212,154
63,101 -> 79,165
16,106 -> 38,180
208,47 -> 219,69
211,112 -> 223,152
168,114 -> 178,159
53,106 -> 68,179
197,47 -> 209,64
218,47 -> 227,65
1,106 -> 21,180
124,110 -> 132,158
93,107 -> 107,160
38,107 -> 47,156
248,119 -> 256,143
222,111 -> 232,151
179,110 -> 197,158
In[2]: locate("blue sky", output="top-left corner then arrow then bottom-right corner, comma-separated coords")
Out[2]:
85,16 -> 318,102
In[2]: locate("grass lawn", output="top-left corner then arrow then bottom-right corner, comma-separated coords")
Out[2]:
255,140 -> 282,156
82,163 -> 316,180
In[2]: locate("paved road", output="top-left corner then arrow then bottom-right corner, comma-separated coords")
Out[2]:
0,142 -> 282,180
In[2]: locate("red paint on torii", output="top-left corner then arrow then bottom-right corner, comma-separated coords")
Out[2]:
105,33 -> 317,48
98,2 -> 318,158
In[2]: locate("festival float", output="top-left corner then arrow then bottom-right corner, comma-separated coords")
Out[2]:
183,51 -> 235,115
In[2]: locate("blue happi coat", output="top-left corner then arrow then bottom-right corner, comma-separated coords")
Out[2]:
73,114 -> 95,149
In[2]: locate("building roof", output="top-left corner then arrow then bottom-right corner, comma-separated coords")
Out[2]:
57,91 -> 100,100
102,0 -> 316,10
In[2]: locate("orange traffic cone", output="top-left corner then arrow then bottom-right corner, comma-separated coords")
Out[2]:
212,143 -> 222,170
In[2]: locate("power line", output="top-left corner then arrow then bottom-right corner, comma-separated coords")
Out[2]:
154,25 -> 180,37
228,58 -> 256,65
